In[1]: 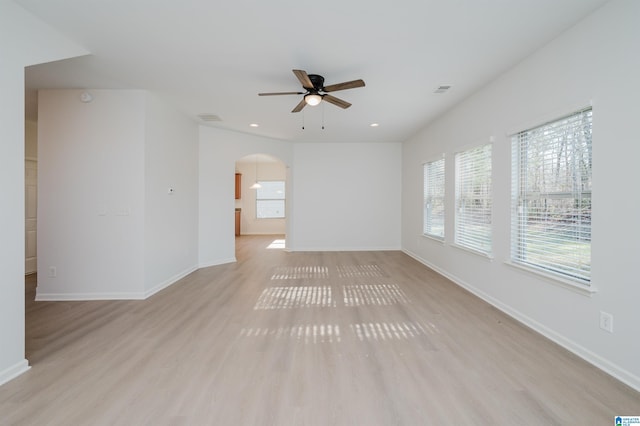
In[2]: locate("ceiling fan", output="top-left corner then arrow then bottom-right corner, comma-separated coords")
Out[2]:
259,69 -> 365,113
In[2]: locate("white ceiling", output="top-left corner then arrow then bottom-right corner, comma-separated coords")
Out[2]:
20,0 -> 608,144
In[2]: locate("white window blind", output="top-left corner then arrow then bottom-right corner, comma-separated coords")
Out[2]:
423,158 -> 445,239
511,108 -> 592,284
256,181 -> 285,219
455,144 -> 492,255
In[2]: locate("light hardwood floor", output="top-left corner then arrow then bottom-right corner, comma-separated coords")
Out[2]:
1,235 -> 639,425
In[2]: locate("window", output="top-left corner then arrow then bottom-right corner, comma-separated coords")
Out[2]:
455,143 -> 492,255
511,108 -> 592,284
256,181 -> 285,219
423,157 -> 445,239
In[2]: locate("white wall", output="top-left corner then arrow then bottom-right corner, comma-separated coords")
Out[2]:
199,127 -> 293,267
401,0 -> 640,390
36,90 -> 200,300
293,142 -> 402,251
143,93 -> 199,295
0,0 -> 87,386
37,90 -> 147,299
235,157 -> 286,235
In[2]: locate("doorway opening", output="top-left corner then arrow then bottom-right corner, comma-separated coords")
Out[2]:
234,154 -> 288,256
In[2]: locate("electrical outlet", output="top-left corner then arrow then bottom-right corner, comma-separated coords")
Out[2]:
600,311 -> 613,333
49,266 -> 57,278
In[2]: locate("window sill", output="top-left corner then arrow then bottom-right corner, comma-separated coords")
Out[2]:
420,233 -> 445,244
451,243 -> 494,260
504,261 -> 597,297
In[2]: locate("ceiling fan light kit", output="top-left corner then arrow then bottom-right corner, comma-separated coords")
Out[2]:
304,94 -> 322,106
259,69 -> 365,113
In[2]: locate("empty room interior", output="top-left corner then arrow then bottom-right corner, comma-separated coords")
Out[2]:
1,0 -> 640,423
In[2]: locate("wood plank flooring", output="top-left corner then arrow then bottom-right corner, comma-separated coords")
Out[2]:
1,235 -> 639,425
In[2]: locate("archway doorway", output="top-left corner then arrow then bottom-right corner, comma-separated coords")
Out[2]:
234,154 -> 289,257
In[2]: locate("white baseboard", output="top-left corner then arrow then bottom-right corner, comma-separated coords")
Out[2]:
0,359 -> 30,387
291,246 -> 401,252
198,257 -> 236,269
144,265 -> 198,299
35,266 -> 201,301
36,291 -> 147,301
402,248 -> 640,393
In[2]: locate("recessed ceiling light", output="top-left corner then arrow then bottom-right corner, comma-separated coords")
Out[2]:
370,123 -> 379,127
249,123 -> 259,127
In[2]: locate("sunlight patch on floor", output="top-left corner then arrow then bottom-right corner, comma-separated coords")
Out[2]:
270,266 -> 329,280
350,321 -> 439,341
238,321 -> 439,344
254,286 -> 335,309
239,324 -> 341,344
267,239 -> 286,249
343,283 -> 409,306
336,264 -> 385,278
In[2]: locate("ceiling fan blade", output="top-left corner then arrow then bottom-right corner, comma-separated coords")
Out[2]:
292,69 -> 314,90
291,98 -> 307,113
323,79 -> 365,92
259,91 -> 305,96
323,94 -> 352,109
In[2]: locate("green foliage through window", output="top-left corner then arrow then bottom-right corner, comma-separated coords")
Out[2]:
455,144 -> 493,255
511,108 -> 592,283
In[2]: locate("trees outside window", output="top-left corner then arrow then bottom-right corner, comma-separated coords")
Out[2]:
511,108 -> 592,284
455,144 -> 492,255
424,157 -> 445,239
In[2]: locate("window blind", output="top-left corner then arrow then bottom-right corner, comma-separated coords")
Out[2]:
257,181 -> 285,219
511,108 -> 592,284
423,158 -> 445,239
455,144 -> 492,255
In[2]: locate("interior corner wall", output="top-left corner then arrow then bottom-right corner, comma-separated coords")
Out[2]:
401,0 -> 640,390
292,142 -> 402,251
143,93 -> 199,296
37,90 -> 146,300
198,126 -> 293,267
0,0 -> 88,386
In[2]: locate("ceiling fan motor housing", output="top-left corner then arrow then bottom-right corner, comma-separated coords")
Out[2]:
307,74 -> 325,91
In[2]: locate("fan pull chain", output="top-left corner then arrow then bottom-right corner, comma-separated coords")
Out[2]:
302,110 -> 305,130
322,103 -> 325,130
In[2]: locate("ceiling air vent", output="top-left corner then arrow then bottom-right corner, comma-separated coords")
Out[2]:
433,85 -> 452,94
198,114 -> 222,122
